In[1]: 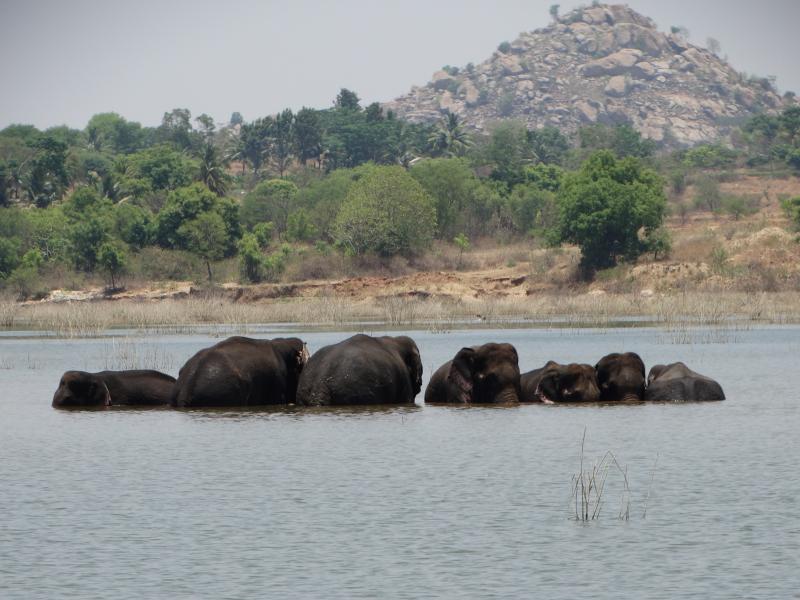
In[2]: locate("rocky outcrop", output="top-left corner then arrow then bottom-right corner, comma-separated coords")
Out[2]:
384,3 -> 794,146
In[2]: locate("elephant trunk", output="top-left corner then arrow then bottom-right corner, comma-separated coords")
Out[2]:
495,386 -> 520,404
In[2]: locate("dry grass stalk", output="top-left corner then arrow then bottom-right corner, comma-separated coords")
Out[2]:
571,429 -> 632,522
6,291 -> 800,335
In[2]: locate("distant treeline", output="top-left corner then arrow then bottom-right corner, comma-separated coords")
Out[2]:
1,89 -> 799,296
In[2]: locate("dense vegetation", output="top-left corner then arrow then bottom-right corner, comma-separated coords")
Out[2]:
1,90 -> 799,298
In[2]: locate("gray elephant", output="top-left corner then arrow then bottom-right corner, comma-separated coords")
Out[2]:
645,362 -> 725,402
53,370 -> 175,409
172,336 -> 309,408
520,361 -> 601,403
296,334 -> 422,406
594,352 -> 646,402
425,343 -> 521,404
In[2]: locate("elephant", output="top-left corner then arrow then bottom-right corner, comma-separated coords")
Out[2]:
425,343 -> 521,404
595,352 -> 646,402
295,334 -> 422,406
171,336 -> 309,408
645,362 -> 725,402
520,361 -> 601,403
52,370 -> 176,409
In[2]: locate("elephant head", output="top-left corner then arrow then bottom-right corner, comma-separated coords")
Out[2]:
535,362 -> 601,404
595,352 -> 646,402
447,343 -> 521,404
273,337 -> 310,397
383,335 -> 423,395
645,362 -> 725,402
52,371 -> 111,408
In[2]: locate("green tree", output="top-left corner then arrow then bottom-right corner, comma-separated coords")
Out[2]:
85,112 -> 143,153
508,183 -> 558,235
557,150 -> 666,277
335,88 -> 361,111
159,108 -> 194,150
178,211 -> 227,281
294,107 -> 323,166
272,108 -> 294,176
549,4 -> 560,21
334,166 -> 436,257
97,241 -> 127,289
527,127 -> 570,165
70,216 -> 110,271
286,208 -> 317,242
114,203 -> 153,249
428,112 -> 473,158
693,175 -> 722,212
296,165 -> 368,238
410,158 -> 482,238
119,144 -> 198,193
239,117 -> 273,174
579,124 -> 655,159
780,106 -> 800,147
27,135 -> 70,207
156,183 -> 240,253
252,222 -> 274,247
643,227 -> 672,260
0,160 -> 10,207
7,248 -> 43,299
0,236 -> 20,278
199,143 -> 230,196
194,114 -> 216,141
453,232 -> 469,269
240,179 -> 299,234
523,163 -> 564,192
483,121 -> 531,188
238,232 -> 265,282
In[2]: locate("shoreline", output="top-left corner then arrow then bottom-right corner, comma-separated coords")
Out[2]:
3,289 -> 800,337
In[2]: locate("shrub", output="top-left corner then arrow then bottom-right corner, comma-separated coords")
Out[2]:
334,166 -> 436,257
498,41 -> 512,54
683,144 -> 738,169
253,222 -> 274,247
721,195 -> 758,220
782,196 -> 800,229
238,233 -> 265,283
496,93 -> 515,117
693,176 -> 722,212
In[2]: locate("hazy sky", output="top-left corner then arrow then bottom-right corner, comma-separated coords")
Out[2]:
1,0 -> 798,130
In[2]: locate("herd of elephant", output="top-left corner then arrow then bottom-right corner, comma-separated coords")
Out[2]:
51,334 -> 726,409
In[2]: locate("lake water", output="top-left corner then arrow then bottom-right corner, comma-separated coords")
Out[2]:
1,325 -> 798,599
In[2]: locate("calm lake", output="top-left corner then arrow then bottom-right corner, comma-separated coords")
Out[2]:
1,325 -> 798,599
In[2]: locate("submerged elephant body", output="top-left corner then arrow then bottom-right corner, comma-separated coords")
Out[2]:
296,334 -> 422,406
52,370 -> 175,408
425,343 -> 521,404
595,352 -> 646,402
645,362 -> 725,402
172,336 -> 308,408
520,361 -> 600,403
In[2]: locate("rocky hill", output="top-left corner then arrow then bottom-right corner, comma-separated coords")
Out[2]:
384,3 -> 795,146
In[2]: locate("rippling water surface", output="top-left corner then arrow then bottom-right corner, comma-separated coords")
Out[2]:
1,326 -> 798,599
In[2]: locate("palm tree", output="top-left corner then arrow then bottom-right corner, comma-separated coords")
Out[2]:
200,143 -> 230,196
428,112 -> 473,158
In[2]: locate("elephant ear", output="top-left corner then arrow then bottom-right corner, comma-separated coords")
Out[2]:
628,352 -> 646,380
535,366 -> 561,404
392,336 -> 423,395
448,347 -> 476,403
